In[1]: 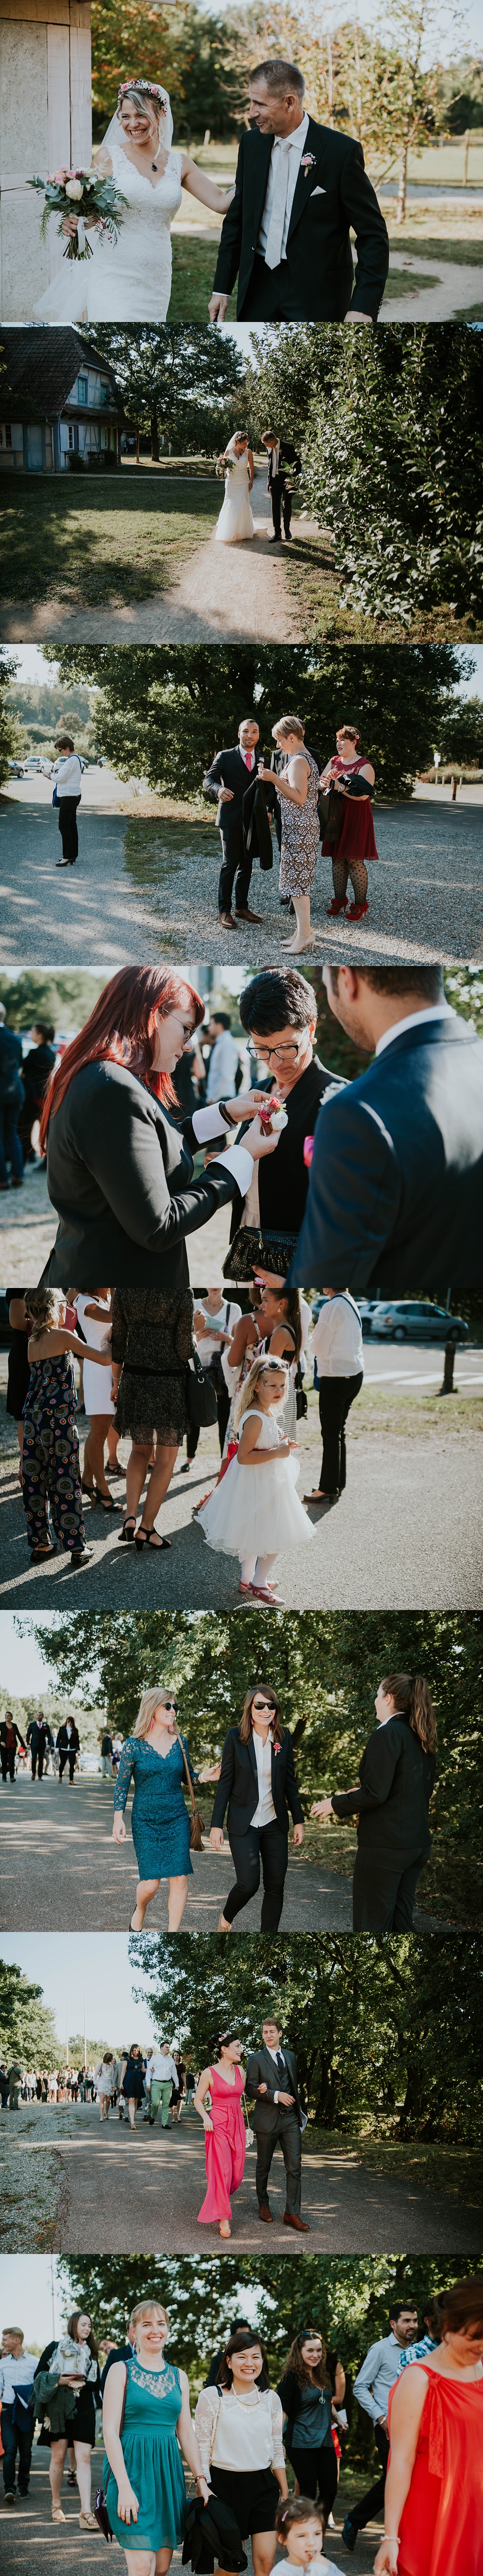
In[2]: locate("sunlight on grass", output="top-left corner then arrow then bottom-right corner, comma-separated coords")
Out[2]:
0,476 -> 217,605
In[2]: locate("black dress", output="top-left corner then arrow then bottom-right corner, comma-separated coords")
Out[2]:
5,1288 -> 30,1421
122,2053 -> 146,2101
112,1288 -> 195,1445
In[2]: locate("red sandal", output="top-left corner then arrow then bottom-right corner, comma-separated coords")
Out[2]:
346,901 -> 369,920
326,897 -> 348,916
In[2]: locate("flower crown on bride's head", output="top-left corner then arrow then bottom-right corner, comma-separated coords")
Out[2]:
117,79 -> 168,111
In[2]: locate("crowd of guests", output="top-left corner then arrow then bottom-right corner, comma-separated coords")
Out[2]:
0,1709 -> 116,1784
2,2279 -> 482,2572
0,2049 -> 195,2118
0,1004 -> 57,1190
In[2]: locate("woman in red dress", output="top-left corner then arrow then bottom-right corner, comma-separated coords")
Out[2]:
321,724 -> 378,922
374,2275 -> 483,2576
194,2031 -> 246,2240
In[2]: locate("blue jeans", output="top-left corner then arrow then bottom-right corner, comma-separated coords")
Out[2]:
0,1106 -> 23,1184
1,2403 -> 33,2493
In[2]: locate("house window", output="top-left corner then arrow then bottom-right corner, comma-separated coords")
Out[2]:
77,377 -> 88,404
100,381 -> 111,406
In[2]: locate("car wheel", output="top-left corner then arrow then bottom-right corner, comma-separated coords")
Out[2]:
393,1327 -> 406,1341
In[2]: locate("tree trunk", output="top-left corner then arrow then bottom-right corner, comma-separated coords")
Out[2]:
451,774 -> 457,800
438,1341 -> 455,1396
463,128 -> 469,185
396,138 -> 409,224
151,411 -> 160,463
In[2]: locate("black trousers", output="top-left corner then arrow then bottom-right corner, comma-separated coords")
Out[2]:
31,1747 -> 44,1778
286,2440 -> 338,2520
224,1819 -> 288,1931
240,253 -> 313,320
270,473 -> 292,539
59,1749 -> 76,1780
352,1847 -> 428,1932
218,818 -> 253,916
1,1750 -> 15,1782
255,2108 -> 301,2214
57,796 -> 80,859
349,2424 -> 389,2532
1,2404 -> 33,2495
186,1364 -> 230,1461
317,1370 -> 364,1490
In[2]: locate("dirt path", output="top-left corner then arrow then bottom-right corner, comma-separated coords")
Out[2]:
0,471 -> 310,644
0,1772 -> 351,1934
383,251 -> 483,317
0,2444 -> 382,2576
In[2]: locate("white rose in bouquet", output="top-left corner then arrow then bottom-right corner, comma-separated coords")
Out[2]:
65,179 -> 83,199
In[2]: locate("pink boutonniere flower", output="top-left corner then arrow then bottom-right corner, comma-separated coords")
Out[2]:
301,153 -> 316,174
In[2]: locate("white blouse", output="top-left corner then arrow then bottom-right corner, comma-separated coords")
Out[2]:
252,1728 -> 277,1829
195,2385 -> 284,2478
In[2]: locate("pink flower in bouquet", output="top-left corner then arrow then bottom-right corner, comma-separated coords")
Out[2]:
52,166 -> 68,182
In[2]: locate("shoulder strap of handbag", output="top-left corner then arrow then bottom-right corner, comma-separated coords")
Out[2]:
174,1728 -> 198,1822
209,2390 -> 222,2462
120,2363 -> 128,2434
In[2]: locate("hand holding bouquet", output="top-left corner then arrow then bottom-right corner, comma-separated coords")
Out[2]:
215,453 -> 235,479
28,166 -> 128,261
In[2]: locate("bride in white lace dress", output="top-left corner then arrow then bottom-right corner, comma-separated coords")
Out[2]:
215,434 -> 255,545
33,78 -> 234,324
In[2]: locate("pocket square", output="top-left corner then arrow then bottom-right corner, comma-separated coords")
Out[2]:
311,185 -> 326,195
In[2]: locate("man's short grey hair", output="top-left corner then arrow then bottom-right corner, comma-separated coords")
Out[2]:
249,58 -> 305,100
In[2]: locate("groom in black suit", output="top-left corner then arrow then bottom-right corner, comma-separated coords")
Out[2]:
209,57 -> 389,323
246,2016 -> 309,2231
262,430 -> 301,542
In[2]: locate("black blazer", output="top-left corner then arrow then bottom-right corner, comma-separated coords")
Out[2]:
203,744 -> 258,833
56,1724 -> 80,1753
267,442 -> 301,486
44,1059 -> 244,1290
331,1711 -> 435,1864
229,1056 -> 343,1247
211,1725 -> 304,1839
213,116 -> 389,321
288,1017 -> 483,1292
245,2042 -> 304,2127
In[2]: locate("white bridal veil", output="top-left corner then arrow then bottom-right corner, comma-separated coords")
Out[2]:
31,79 -> 173,321
100,81 -> 173,161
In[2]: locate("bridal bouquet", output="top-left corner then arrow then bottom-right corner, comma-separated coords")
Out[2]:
215,453 -> 235,478
28,167 -> 128,261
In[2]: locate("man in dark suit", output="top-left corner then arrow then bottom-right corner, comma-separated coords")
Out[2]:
209,56 -> 389,323
26,1711 -> 54,1779
261,430 -> 301,543
288,965 -> 483,1293
56,1719 -> 81,1782
245,2016 -> 309,2231
203,717 -> 265,930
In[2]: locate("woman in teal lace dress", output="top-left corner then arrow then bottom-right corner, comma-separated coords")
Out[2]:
112,1684 -> 217,1932
102,2297 -> 209,2571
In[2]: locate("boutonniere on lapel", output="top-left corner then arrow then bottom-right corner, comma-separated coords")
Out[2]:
300,153 -> 316,177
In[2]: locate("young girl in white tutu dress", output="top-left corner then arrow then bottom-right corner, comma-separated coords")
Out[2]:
197,1354 -> 313,1603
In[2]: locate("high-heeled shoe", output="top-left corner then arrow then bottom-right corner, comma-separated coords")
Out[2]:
93,1488 -> 119,1512
81,1477 -> 96,1499
281,934 -> 315,954
327,896 -> 348,916
119,1516 -> 137,1541
346,900 -> 369,920
134,1527 -> 171,1551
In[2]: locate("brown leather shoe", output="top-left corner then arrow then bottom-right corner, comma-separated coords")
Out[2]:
258,2202 -> 273,2221
283,2211 -> 310,2230
219,911 -> 237,929
235,906 -> 263,923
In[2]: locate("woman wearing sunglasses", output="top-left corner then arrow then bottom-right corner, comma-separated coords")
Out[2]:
112,1685 -> 218,1931
209,1682 -> 304,1933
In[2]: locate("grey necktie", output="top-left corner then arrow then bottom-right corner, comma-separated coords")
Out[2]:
264,141 -> 292,270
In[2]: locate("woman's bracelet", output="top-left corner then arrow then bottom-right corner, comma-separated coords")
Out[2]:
217,1100 -> 237,1127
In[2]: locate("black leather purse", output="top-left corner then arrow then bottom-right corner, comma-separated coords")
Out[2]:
223,1225 -> 297,1285
318,784 -> 344,848
185,1350 -> 218,1429
94,2365 -> 128,2541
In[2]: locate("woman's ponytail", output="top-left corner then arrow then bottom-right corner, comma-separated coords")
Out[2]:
382,1672 -> 437,1755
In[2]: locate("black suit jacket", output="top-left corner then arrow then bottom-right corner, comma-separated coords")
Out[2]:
213,116 -> 389,320
331,1712 -> 435,1863
44,1059 -> 245,1290
288,1017 -> 483,1292
245,2043 -> 304,2128
57,1724 -> 80,1752
203,744 -> 258,833
229,1056 -> 344,1249
211,1725 -> 304,1839
267,441 -> 301,487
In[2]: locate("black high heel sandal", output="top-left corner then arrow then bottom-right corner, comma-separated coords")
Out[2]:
134,1527 -> 171,1552
119,1516 -> 137,1542
81,1478 -> 96,1499
94,1489 -> 119,1512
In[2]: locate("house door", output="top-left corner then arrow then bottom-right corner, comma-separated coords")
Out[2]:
27,424 -> 43,469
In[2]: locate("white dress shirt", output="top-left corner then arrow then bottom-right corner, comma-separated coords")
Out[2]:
265,2038 -> 288,2105
257,111 -> 310,261
353,2332 -> 403,2423
0,2352 -> 38,2402
147,2051 -> 178,2087
206,1030 -> 241,1101
375,1003 -> 455,1057
252,1728 -> 277,1829
311,1294 -> 364,1379
52,755 -> 83,798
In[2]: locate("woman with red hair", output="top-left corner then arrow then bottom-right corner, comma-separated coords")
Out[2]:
39,968 -> 273,1291
320,725 -> 378,923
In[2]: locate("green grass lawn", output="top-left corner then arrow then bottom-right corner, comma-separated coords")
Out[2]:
0,475 -> 216,605
388,232 -> 483,264
170,232 -> 220,321
384,266 -> 442,296
301,2132 -> 483,2204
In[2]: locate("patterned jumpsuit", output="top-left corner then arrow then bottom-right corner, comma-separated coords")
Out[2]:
22,1351 -> 85,1554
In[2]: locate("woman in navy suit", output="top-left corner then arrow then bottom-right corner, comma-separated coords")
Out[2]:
312,1671 -> 436,1930
210,1681 -> 304,1933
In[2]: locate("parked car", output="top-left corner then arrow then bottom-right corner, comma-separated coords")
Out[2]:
20,756 -> 43,772
6,758 -> 26,778
370,1301 -> 469,1344
312,1294 -> 378,1338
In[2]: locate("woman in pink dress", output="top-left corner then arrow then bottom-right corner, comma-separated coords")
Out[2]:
194,2032 -> 246,2240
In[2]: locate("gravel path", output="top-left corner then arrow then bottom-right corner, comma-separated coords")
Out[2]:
1,790 -> 480,973
0,1166 -> 233,1286
5,2102 -> 481,2256
1,1419 -> 481,1610
0,2444 -> 384,2576
0,1772 -> 351,1934
383,250 -> 483,317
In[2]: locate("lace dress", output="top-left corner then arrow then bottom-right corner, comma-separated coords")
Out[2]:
197,2064 -> 246,2225
111,1288 -> 195,1445
279,750 -> 321,900
103,2358 -> 186,2554
114,1733 -> 199,1879
321,756 -> 379,862
215,453 -> 255,544
33,146 -> 183,323
198,1407 -> 312,1560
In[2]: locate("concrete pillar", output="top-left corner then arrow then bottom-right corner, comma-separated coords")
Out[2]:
0,0 -> 91,319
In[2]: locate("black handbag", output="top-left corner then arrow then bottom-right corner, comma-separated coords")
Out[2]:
223,1225 -> 298,1286
94,2364 -> 128,2540
318,784 -> 344,849
185,1350 -> 218,1429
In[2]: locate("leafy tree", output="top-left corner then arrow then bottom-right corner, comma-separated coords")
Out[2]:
131,1930 -> 483,2143
437,54 -> 483,131
0,648 -> 22,784
91,1 -> 234,143
5,682 -> 96,762
43,641 -> 468,804
0,972 -> 106,1031
25,1612 -> 483,1921
249,324 -> 483,628
435,693 -> 483,767
0,1957 -> 57,2066
83,327 -> 246,459
218,1 -> 440,182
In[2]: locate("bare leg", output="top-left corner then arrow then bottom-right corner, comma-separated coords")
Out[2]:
49,2439 -> 68,2514
138,1443 -> 179,1535
107,1423 -> 120,1468
125,1442 -> 154,1522
130,1874 -> 161,1931
128,2099 -> 136,2128
252,2534 -> 278,2576
73,2441 -> 92,2515
167,1875 -> 189,1931
281,894 -> 313,953
83,1415 -> 113,1497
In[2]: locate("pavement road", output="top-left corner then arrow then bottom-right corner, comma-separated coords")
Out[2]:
12,2103 -> 483,2256
0,787 -> 482,968
0,2447 -> 384,2576
0,1772 -> 353,1933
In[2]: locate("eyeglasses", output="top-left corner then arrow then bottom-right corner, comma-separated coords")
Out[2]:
253,1699 -> 273,1712
246,1038 -> 302,1064
162,1699 -> 178,1713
